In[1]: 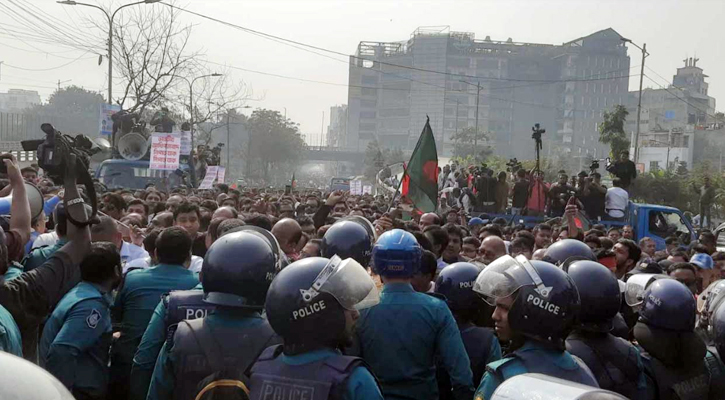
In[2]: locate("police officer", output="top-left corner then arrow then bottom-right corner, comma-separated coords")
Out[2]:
706,300 -> 725,394
563,260 -> 653,399
435,262 -> 501,399
542,238 -> 596,267
353,229 -> 474,400
39,242 -> 121,400
473,255 -> 598,399
634,278 -> 725,399
249,256 -> 383,400
695,279 -> 725,343
129,225 -> 284,400
147,230 -> 281,400
321,217 -> 375,266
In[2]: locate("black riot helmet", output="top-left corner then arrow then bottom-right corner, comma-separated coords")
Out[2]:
474,255 -> 580,350
543,239 -> 596,267
435,262 -> 485,318
564,260 -> 622,332
264,256 -> 379,354
321,218 -> 374,266
201,230 -> 278,309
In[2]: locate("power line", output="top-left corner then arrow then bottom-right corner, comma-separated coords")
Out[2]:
3,51 -> 94,72
642,73 -> 718,120
162,1 -> 636,84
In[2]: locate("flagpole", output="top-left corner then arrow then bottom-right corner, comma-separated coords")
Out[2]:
388,116 -> 431,211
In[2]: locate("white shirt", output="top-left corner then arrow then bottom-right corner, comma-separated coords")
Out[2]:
605,187 -> 629,218
121,241 -> 150,267
32,231 -> 59,249
124,255 -> 203,274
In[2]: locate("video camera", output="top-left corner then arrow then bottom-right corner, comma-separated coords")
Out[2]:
532,123 -> 545,147
589,159 -> 599,173
506,158 -> 522,173
22,123 -> 99,226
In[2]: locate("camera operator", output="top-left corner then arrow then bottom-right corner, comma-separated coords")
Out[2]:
576,170 -> 607,220
0,153 -> 91,361
606,150 -> 637,189
511,169 -> 529,215
547,172 -> 575,217
475,167 -> 497,213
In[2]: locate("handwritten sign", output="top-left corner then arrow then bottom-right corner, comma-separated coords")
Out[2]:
199,166 -> 219,189
350,180 -> 363,195
363,185 -> 372,195
179,130 -> 192,155
149,133 -> 181,170
217,167 -> 226,183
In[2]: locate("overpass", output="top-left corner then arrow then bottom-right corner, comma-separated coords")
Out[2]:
304,146 -> 365,163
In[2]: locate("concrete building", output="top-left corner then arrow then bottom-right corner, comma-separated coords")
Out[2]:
346,27 -> 630,161
627,58 -> 717,172
327,105 -> 347,148
0,89 -> 41,112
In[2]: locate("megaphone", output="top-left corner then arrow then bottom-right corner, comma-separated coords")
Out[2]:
0,183 -> 45,219
118,132 -> 149,161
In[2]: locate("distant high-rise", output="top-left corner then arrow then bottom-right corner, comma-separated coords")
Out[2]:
0,89 -> 41,112
346,27 -> 630,161
327,105 -> 348,148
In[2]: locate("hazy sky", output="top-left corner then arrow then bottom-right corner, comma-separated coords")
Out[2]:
1,0 -> 723,145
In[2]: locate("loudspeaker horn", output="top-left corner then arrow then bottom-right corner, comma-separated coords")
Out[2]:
0,183 -> 45,219
118,132 -> 149,161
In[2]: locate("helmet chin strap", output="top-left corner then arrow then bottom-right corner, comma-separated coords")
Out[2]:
300,255 -> 342,302
515,255 -> 551,298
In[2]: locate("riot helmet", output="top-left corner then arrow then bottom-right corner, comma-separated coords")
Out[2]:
321,218 -> 374,266
564,260 -> 621,332
543,239 -> 596,267
0,352 -> 75,400
697,279 -> 725,334
623,273 -> 671,313
435,262 -> 485,315
638,279 -> 696,332
265,256 -> 379,354
711,300 -> 725,358
372,229 -> 422,278
201,230 -> 278,309
491,373 -> 628,400
473,255 -> 580,350
227,224 -> 287,270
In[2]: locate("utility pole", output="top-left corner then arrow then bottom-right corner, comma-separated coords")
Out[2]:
57,79 -> 71,90
226,111 -> 231,168
622,38 -> 648,165
474,81 -> 481,160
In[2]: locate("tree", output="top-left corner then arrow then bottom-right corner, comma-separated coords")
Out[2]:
364,140 -> 386,181
245,109 -> 305,181
599,105 -> 630,158
450,127 -> 491,160
27,86 -> 105,136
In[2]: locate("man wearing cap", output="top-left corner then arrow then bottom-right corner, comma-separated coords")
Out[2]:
692,253 -> 716,293
468,217 -> 487,238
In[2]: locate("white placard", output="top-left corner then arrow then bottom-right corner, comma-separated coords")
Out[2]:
99,103 -> 121,136
350,179 -> 363,195
179,130 -> 192,155
149,133 -> 181,170
199,166 -> 219,189
217,167 -> 226,183
363,185 -> 372,195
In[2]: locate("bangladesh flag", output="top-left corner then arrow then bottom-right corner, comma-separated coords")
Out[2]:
401,117 -> 438,212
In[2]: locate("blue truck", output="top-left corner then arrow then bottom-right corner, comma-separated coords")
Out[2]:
95,159 -> 189,191
488,201 -> 695,251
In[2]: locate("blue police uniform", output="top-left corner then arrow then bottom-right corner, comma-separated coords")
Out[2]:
129,283 -> 204,400
147,309 -> 270,400
474,340 -> 599,400
250,346 -> 384,400
355,282 -> 474,400
0,303 -> 22,357
22,238 -> 67,273
2,261 -> 24,282
39,281 -> 113,399
110,263 -> 198,400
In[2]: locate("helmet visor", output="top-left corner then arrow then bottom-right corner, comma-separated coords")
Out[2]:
344,215 -> 377,241
473,255 -> 536,305
308,256 -> 380,310
624,274 -> 670,307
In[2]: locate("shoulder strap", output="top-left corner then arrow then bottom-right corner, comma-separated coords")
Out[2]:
185,319 -> 226,372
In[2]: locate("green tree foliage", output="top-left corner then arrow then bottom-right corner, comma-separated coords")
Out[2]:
599,105 -> 630,158
450,127 -> 492,160
27,86 -> 105,136
245,109 -> 305,181
364,140 -> 387,181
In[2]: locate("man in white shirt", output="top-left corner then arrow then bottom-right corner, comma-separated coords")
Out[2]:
91,216 -> 149,271
605,178 -> 629,221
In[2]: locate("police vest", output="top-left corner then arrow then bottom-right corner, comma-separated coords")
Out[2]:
170,317 -> 277,400
488,345 -> 599,388
249,345 -> 374,400
163,290 -> 216,342
566,331 -> 644,399
647,355 -> 711,400
705,347 -> 725,398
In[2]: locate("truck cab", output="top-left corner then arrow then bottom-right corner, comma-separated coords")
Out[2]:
95,159 -> 188,191
614,203 -> 696,251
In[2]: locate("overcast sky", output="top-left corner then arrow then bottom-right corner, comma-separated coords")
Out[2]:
1,0 -> 723,144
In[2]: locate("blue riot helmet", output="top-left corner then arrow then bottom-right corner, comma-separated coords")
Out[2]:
474,255 -> 580,350
264,256 -> 379,354
201,230 -> 278,309
564,260 -> 621,332
435,262 -> 485,315
697,279 -> 725,334
543,239 -> 596,267
711,300 -> 725,358
372,229 -> 422,278
623,273 -> 672,313
638,279 -> 696,332
321,217 -> 374,266
227,224 -> 287,270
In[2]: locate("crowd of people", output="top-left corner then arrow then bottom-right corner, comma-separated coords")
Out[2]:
3,151 -> 725,399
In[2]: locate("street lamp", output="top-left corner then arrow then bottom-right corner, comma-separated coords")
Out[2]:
57,0 -> 160,105
621,37 -> 649,165
179,73 -> 223,186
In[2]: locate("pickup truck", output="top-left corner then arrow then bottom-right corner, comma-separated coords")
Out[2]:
488,201 -> 695,251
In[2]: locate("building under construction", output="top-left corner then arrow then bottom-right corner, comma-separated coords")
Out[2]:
346,27 -> 631,161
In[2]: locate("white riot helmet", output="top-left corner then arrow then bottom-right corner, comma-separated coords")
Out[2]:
491,373 -> 628,399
